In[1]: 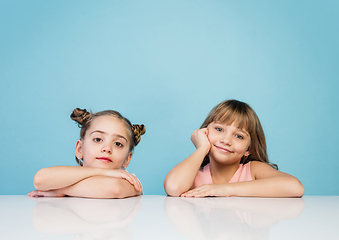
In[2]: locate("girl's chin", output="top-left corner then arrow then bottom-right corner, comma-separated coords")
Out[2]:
209,157 -> 242,166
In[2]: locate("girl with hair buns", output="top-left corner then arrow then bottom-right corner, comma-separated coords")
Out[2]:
28,108 -> 145,199
164,99 -> 304,198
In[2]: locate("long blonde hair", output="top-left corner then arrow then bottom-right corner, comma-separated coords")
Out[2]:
200,100 -> 277,169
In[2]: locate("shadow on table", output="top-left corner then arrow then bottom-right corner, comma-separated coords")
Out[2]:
29,196 -> 142,240
164,197 -> 305,240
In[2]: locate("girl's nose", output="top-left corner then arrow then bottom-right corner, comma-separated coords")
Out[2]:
102,145 -> 112,153
220,134 -> 232,145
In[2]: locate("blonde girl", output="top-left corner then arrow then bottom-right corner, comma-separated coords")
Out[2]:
28,108 -> 145,199
164,100 -> 304,198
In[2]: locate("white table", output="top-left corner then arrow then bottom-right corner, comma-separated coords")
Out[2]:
0,195 -> 337,240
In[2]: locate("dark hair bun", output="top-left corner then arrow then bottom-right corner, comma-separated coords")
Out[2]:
132,124 -> 146,146
70,108 -> 92,127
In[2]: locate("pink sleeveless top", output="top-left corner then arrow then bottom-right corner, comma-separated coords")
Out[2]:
194,162 -> 252,188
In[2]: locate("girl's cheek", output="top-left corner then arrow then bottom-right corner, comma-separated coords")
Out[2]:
207,132 -> 214,141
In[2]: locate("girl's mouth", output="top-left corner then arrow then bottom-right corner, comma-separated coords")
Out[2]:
215,146 -> 232,153
97,157 -> 112,162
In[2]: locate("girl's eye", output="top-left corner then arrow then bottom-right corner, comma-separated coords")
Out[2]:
235,134 -> 244,139
93,138 -> 102,142
115,142 -> 123,147
216,127 -> 223,132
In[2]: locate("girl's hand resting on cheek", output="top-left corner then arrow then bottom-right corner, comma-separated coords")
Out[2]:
191,128 -> 211,152
181,184 -> 231,198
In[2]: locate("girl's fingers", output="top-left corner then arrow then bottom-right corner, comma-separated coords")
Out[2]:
181,186 -> 210,198
201,128 -> 209,135
28,190 -> 42,197
121,171 -> 142,192
27,190 -> 37,197
121,173 -> 134,185
107,169 -> 142,192
28,190 -> 47,197
130,174 -> 142,192
28,190 -> 65,197
191,128 -> 211,150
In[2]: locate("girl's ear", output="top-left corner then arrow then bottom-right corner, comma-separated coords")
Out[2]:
122,152 -> 133,169
75,140 -> 83,159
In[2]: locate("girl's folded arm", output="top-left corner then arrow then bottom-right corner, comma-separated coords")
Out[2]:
182,164 -> 304,198
164,147 -> 209,197
229,161 -> 304,198
33,166 -> 106,191
59,176 -> 141,199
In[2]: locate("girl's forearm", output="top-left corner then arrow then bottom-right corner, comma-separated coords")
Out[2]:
33,166 -> 106,191
59,176 -> 140,199
227,176 -> 304,198
164,147 -> 209,197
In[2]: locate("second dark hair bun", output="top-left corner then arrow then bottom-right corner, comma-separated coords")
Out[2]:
132,124 -> 146,146
70,108 -> 92,127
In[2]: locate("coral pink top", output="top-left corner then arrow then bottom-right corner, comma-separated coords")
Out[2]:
194,162 -> 253,188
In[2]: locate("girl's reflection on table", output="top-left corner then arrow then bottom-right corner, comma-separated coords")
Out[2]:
30,196 -> 142,240
164,197 -> 305,240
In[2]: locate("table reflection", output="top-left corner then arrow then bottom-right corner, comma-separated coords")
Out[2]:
164,197 -> 305,240
30,196 -> 142,240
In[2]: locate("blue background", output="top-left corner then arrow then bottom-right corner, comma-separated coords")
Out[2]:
1,0 -> 338,195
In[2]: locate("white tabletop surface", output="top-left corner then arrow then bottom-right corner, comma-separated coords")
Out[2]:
0,195 -> 337,240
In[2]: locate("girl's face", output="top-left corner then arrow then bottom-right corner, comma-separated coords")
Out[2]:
75,115 -> 132,169
207,121 -> 251,165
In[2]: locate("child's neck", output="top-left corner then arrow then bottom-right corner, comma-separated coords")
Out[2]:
209,159 -> 241,184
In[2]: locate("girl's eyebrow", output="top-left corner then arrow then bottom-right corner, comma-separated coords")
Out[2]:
90,130 -> 128,142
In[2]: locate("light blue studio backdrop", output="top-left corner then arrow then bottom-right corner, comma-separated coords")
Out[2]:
0,0 -> 338,195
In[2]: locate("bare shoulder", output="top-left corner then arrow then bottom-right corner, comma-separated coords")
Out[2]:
250,161 -> 289,180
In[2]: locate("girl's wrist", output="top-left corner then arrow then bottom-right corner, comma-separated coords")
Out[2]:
84,166 -> 107,177
100,168 -> 112,177
196,145 -> 210,156
225,183 -> 237,197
